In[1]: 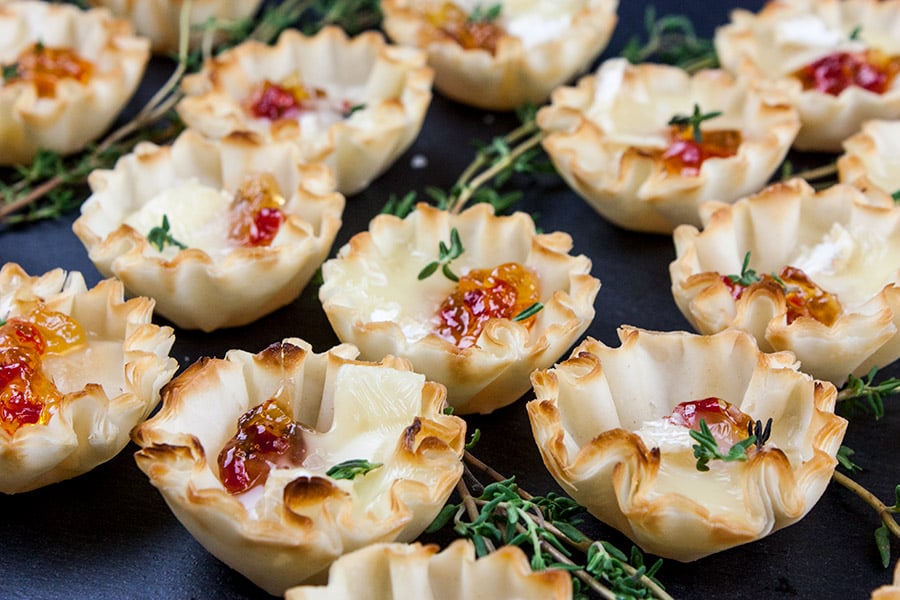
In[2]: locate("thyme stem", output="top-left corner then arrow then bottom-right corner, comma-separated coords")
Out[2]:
832,471 -> 900,540
784,162 -> 838,182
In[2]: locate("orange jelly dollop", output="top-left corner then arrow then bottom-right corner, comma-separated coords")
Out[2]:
7,43 -> 93,98
668,397 -> 752,448
228,173 -> 286,247
425,2 -> 505,54
217,398 -> 306,494
434,262 -> 540,349
794,49 -> 900,96
722,265 -> 841,326
661,126 -> 741,176
0,305 -> 86,435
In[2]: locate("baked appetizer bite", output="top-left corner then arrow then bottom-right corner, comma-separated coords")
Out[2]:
132,338 -> 465,596
527,327 -> 847,561
283,539 -> 572,599
381,0 -> 618,111
88,0 -> 264,54
0,263 -> 176,494
715,0 -> 900,151
176,26 -> 433,195
670,178 -> 900,385
873,560 -> 900,600
537,58 -> 799,234
838,119 -> 900,200
318,203 -> 600,414
0,0 -> 150,166
72,129 -> 345,332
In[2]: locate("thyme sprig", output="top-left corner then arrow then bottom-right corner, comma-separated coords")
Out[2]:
837,366 -> 900,420
727,251 -> 761,287
146,215 -> 187,252
512,302 -> 544,322
690,418 -> 756,471
469,3 -> 502,23
668,104 -> 722,144
427,452 -> 672,600
832,472 -> 900,567
418,227 -> 464,281
0,0 -> 382,225
620,6 -> 718,73
326,458 -> 383,480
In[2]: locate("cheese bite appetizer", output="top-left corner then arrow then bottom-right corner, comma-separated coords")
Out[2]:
838,118 -> 900,201
381,0 -> 618,110
0,0 -> 149,165
528,327 -> 846,561
177,26 -> 433,195
0,263 -> 176,494
133,338 -> 465,595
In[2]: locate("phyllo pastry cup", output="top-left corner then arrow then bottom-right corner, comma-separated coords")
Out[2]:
87,0 -> 264,54
0,0 -> 150,166
132,338 -> 466,596
176,26 -> 433,195
873,560 -> 900,600
380,0 -> 618,111
284,539 -> 572,599
715,0 -> 900,152
537,58 -> 799,234
72,129 -> 345,332
670,178 -> 900,385
527,327 -> 847,562
838,119 -> 900,200
318,203 -> 600,414
0,263 -> 177,494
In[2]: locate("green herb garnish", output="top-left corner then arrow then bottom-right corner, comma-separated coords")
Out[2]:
668,103 -> 722,144
469,3 -> 502,23
326,459 -> 383,480
690,418 -> 756,471
146,215 -> 187,252
418,227 -> 464,282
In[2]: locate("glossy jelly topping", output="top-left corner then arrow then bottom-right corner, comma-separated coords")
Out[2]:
4,42 -> 93,98
425,2 -> 505,54
661,126 -> 741,176
228,173 -> 286,247
0,305 -> 86,435
668,397 -> 752,448
723,265 -> 841,326
794,49 -> 900,96
434,262 -> 540,349
217,398 -> 305,494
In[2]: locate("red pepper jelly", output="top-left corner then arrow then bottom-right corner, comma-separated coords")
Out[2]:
228,173 -> 286,247
668,397 -> 752,448
6,43 -> 93,98
794,49 -> 900,96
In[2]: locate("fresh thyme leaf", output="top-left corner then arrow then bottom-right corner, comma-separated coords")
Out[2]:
513,302 -> 543,322
875,524 -> 891,568
146,215 -> 187,252
326,458 -> 383,480
849,25 -> 862,40
748,418 -> 772,449
469,3 -> 502,23
892,190 -> 900,203
382,190 -> 417,217
727,251 -> 762,287
668,103 -> 722,144
418,227 -> 464,281
1,62 -> 18,82
465,428 -> 481,450
442,405 -> 455,415
690,418 -> 755,471
837,445 -> 863,473
343,103 -> 366,117
621,7 -> 718,72
838,366 -> 900,420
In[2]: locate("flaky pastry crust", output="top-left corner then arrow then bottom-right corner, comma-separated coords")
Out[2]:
72,129 -> 345,332
537,58 -> 799,234
873,561 -> 900,600
671,178 -> 900,384
88,0 -> 264,54
838,119 -> 900,201
132,338 -> 465,596
380,0 -> 618,111
0,1 -> 150,165
0,263 -> 177,494
177,26 -> 433,195
318,203 -> 600,414
527,327 -> 846,561
283,539 -> 572,599
715,0 -> 900,151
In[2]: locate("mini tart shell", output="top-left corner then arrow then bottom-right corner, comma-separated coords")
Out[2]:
838,119 -> 900,201
537,58 -> 800,234
87,0 -> 264,54
318,203 -> 600,414
132,338 -> 466,596
380,0 -> 618,111
527,326 -> 847,562
715,0 -> 900,152
0,263 -> 177,494
72,129 -> 345,332
670,178 -> 900,385
283,539 -> 572,599
873,560 -> 900,600
0,1 -> 150,166
176,26 -> 433,195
